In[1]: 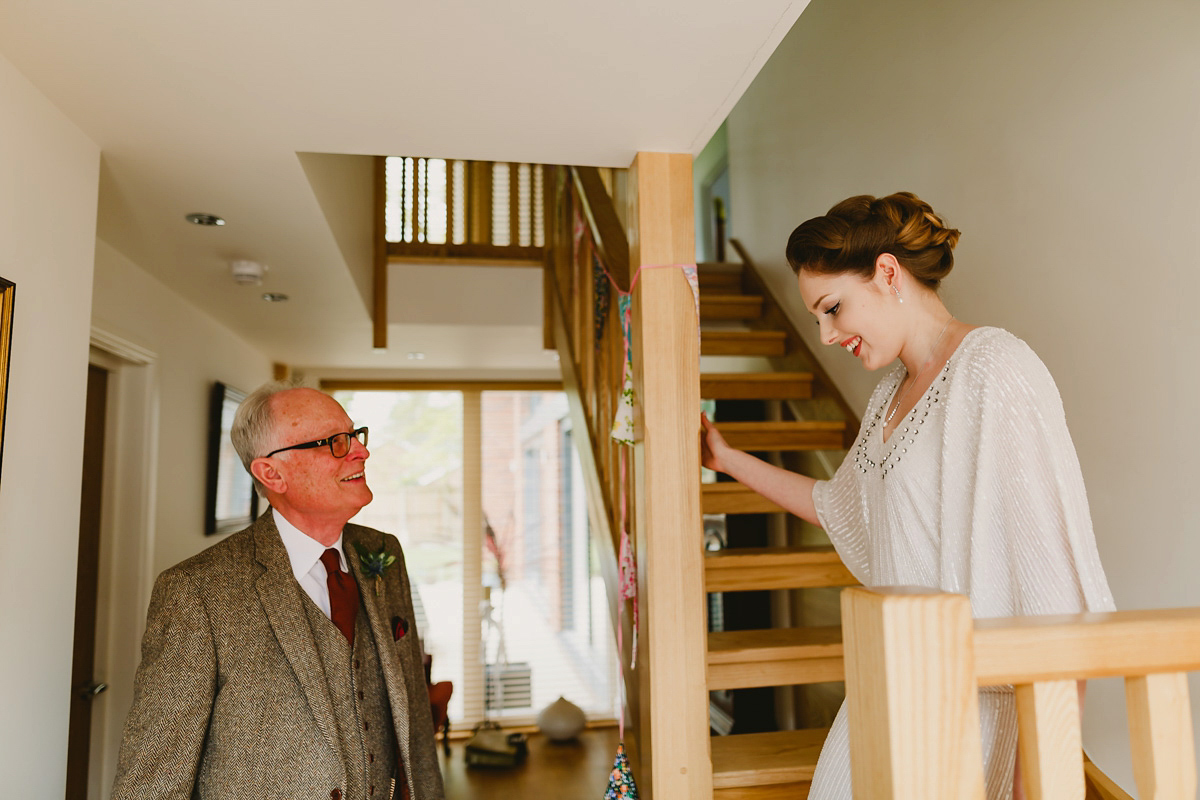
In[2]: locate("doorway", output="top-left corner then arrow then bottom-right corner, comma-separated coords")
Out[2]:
65,364 -> 108,798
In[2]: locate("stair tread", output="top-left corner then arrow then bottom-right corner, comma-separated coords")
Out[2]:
702,330 -> 786,340
706,545 -> 841,564
701,372 -> 814,382
705,546 -> 857,591
702,330 -> 787,356
708,626 -> 843,664
701,292 -> 764,302
700,294 -> 766,321
701,372 -> 814,400
716,420 -> 845,451
716,420 -> 844,431
702,482 -> 784,514
711,729 -> 827,788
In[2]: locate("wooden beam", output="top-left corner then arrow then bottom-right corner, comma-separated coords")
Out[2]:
1015,680 -> 1084,799
974,607 -> 1200,685
373,155 -> 388,349
319,380 -> 561,392
627,151 -> 711,799
386,241 -> 543,263
841,587 -> 985,800
1125,671 -> 1196,799
468,161 -> 492,245
542,164 -> 557,351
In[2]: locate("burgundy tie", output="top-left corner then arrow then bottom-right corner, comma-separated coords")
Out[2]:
320,548 -> 359,646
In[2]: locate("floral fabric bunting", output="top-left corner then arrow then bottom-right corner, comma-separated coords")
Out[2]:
603,742 -> 639,799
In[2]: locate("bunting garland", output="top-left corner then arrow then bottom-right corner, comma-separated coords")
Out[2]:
581,219 -> 699,800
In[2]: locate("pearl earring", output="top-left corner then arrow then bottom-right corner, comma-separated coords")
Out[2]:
892,285 -> 903,303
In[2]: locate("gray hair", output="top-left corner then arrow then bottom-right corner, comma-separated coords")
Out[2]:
231,379 -> 299,496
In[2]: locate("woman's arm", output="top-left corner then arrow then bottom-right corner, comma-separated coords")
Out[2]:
700,413 -> 821,527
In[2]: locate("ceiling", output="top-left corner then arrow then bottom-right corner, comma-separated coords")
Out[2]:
0,0 -> 809,377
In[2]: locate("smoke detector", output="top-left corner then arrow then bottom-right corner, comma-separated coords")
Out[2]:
230,259 -> 267,286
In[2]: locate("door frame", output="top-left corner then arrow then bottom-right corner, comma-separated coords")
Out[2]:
86,327 -> 158,799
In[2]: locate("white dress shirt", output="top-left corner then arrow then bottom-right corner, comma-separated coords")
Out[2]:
272,507 -> 348,620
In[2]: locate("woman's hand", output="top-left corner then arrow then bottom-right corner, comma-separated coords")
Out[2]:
700,413 -> 731,474
699,412 -> 821,525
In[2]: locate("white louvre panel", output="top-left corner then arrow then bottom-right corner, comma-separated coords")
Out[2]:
386,156 -> 546,250
491,162 -> 510,246
384,156 -> 403,243
451,160 -> 466,245
484,662 -> 533,710
532,165 -> 544,247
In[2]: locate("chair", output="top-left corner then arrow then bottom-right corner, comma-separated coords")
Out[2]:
423,653 -> 453,756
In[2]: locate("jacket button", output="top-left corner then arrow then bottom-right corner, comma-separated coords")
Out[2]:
330,790 -> 341,800
358,690 -> 365,701
363,720 -> 370,731
368,752 -> 375,763
369,785 -> 375,796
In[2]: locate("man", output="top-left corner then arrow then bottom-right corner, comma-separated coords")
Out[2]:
111,384 -> 444,800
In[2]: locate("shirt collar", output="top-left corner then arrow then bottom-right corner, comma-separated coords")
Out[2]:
272,507 -> 347,581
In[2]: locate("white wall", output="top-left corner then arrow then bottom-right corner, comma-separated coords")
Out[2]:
91,238 -> 272,574
726,0 -> 1200,789
88,238 -> 272,794
0,52 -> 100,795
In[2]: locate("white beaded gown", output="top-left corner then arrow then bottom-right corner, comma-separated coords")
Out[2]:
806,327 -> 1115,800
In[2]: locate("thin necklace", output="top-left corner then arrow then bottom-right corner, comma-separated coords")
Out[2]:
884,317 -> 954,426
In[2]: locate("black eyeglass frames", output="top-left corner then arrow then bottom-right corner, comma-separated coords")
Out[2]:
263,427 -> 369,459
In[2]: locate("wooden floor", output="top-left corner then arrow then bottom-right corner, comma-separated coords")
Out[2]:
440,726 -> 620,799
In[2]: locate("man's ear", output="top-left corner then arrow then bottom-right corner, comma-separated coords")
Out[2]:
251,458 -> 287,495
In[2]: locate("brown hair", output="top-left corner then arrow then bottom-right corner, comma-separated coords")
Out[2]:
785,192 -> 961,289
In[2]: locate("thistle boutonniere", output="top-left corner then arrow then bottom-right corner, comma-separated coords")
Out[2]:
353,542 -> 396,596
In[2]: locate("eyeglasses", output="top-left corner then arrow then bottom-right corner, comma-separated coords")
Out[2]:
263,427 -> 369,459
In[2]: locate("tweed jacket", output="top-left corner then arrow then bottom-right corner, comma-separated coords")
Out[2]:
110,512 -> 445,800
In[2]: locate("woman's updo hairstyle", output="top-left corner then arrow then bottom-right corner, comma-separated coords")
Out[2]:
785,192 -> 961,289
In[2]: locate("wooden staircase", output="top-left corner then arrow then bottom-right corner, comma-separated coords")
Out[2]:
698,250 -> 861,799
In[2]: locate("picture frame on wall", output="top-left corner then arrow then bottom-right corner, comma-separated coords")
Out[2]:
205,381 -> 259,535
0,277 -> 14,482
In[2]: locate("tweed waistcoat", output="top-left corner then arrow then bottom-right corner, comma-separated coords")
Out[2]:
304,595 -> 399,800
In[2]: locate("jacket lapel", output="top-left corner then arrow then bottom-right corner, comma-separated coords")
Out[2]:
253,513 -> 342,763
345,528 -> 414,773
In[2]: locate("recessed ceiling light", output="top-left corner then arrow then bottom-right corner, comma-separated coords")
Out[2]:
185,213 -> 225,226
261,292 -> 289,302
407,352 -> 426,360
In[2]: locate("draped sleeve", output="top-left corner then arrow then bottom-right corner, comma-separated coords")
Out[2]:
811,367 -> 905,586
937,329 -> 1115,617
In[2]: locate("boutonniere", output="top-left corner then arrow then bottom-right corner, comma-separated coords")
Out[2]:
353,542 -> 396,596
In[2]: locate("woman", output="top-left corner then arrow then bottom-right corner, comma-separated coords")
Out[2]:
700,192 -> 1114,800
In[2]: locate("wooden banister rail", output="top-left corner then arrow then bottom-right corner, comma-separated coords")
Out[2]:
842,586 -> 1197,800
572,166 -> 630,290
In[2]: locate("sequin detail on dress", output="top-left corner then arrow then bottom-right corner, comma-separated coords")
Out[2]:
854,363 -> 951,479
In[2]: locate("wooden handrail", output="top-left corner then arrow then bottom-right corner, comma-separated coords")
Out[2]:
842,586 -> 1197,800
573,166 -> 630,291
